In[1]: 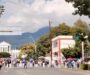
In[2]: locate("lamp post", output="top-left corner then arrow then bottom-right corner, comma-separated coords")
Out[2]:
74,33 -> 88,61
80,33 -> 88,61
81,41 -> 84,61
81,34 -> 88,61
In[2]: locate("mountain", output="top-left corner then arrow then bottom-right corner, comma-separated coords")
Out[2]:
0,26 -> 49,49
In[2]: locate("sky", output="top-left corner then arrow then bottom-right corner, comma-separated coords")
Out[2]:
0,0 -> 89,33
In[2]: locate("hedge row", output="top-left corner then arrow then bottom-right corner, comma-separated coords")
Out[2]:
80,64 -> 90,70
0,52 -> 11,58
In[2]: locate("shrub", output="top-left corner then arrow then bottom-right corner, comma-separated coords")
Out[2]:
62,47 -> 81,58
88,64 -> 90,70
0,52 -> 11,58
80,64 -> 90,70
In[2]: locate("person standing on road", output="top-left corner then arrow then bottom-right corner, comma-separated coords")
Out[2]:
23,59 -> 27,69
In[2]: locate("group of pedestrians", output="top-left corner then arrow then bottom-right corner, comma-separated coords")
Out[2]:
10,58 -> 51,68
1,57 -> 81,69
4,58 -> 11,67
0,58 -> 66,69
21,58 -> 50,68
0,58 -> 12,69
63,59 -> 80,69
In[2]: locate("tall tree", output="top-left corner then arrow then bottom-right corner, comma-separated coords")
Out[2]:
37,35 -> 50,57
0,5 -> 4,17
65,0 -> 90,18
51,23 -> 71,36
72,19 -> 89,34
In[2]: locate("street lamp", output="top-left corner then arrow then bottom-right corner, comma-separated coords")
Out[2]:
80,33 -> 88,61
73,33 -> 88,61
0,5 -> 5,17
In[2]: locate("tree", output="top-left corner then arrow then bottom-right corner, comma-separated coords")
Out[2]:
51,23 -> 71,36
37,35 -> 50,57
0,5 -> 4,17
72,19 -> 89,34
65,0 -> 90,18
62,47 -> 81,58
72,19 -> 89,47
19,43 -> 35,59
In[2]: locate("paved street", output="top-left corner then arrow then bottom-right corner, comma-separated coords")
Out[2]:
0,67 -> 89,75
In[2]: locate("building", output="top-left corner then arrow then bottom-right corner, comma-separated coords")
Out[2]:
0,41 -> 20,59
11,49 -> 20,59
0,41 -> 11,53
52,35 -> 75,64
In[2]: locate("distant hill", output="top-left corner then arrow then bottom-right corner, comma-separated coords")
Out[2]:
0,26 -> 49,49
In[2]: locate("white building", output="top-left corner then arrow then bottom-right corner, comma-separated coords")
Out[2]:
0,41 -> 11,53
52,35 -> 75,64
0,41 -> 20,59
11,49 -> 20,59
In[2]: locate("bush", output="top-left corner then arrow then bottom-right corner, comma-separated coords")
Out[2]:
0,52 -> 11,58
80,64 -> 90,70
62,47 -> 81,58
88,64 -> 90,70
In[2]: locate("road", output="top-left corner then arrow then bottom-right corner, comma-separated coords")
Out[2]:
0,67 -> 89,75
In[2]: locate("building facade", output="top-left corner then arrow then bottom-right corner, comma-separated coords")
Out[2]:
0,41 -> 11,53
52,35 -> 75,64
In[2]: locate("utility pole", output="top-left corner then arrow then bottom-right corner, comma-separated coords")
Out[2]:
49,20 -> 53,67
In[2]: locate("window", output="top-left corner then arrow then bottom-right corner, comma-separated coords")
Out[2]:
54,52 -> 58,56
52,40 -> 58,48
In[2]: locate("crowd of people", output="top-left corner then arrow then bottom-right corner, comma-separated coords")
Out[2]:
0,57 -> 90,70
0,58 -> 11,69
0,58 -> 51,69
11,58 -> 50,68
63,59 -> 79,69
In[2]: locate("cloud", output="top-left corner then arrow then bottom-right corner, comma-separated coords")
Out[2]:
0,0 -> 89,33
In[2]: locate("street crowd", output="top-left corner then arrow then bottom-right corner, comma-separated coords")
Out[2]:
0,58 -> 50,69
0,58 -> 90,69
